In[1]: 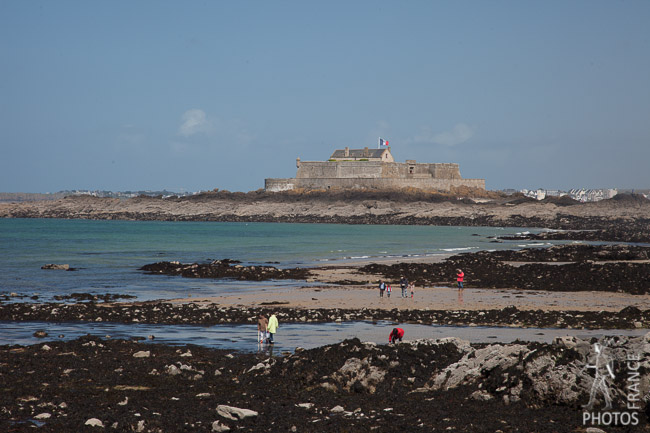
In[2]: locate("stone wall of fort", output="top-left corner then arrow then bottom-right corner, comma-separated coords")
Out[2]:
265,177 -> 485,192
265,160 -> 485,192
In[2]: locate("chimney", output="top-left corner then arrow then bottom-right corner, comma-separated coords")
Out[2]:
344,147 -> 349,157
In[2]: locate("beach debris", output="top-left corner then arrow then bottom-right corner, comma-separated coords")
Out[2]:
215,404 -> 258,420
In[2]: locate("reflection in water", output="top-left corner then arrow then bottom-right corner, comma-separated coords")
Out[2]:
1,320 -> 646,354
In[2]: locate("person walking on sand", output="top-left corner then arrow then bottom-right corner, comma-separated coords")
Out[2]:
400,276 -> 408,298
386,284 -> 392,298
257,314 -> 269,344
409,282 -> 414,299
378,280 -> 386,298
389,327 -> 404,344
267,313 -> 279,344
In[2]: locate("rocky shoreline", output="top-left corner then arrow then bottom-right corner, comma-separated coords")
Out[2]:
1,301 -> 648,330
1,192 -> 649,242
2,333 -> 648,432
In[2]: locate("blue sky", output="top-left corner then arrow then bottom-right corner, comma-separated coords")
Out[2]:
1,1 -> 649,192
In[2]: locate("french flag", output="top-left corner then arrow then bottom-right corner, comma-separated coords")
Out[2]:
379,138 -> 389,147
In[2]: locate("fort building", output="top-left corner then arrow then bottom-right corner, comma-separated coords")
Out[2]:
264,147 -> 485,192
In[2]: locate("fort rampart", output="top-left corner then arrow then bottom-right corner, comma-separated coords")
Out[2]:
265,160 -> 485,192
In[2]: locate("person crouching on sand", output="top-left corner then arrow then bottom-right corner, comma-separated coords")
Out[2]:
267,313 -> 279,344
389,327 -> 404,344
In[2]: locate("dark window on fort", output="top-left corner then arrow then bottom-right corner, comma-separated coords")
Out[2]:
409,166 -> 414,174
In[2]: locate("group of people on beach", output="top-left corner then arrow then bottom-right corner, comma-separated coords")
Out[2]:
257,313 -> 279,344
378,269 -> 465,299
378,276 -> 415,298
381,269 -> 465,345
255,270 -> 466,348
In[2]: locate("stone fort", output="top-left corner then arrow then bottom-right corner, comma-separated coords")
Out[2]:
265,147 -> 485,192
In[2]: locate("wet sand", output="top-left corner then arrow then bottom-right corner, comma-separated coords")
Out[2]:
178,285 -> 650,313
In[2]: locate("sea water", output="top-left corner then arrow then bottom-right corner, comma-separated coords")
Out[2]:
0,218 -> 545,302
2,320 -> 646,353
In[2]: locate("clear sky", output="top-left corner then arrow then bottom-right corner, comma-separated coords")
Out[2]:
1,1 -> 649,193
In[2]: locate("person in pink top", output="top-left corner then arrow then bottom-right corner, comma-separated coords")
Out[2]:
456,269 -> 464,291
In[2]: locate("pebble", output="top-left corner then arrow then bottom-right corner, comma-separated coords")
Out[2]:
85,418 -> 104,427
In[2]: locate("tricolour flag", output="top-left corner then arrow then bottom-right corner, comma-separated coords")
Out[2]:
378,138 -> 389,147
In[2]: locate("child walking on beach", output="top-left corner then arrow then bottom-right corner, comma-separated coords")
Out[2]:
386,284 -> 391,298
409,282 -> 414,298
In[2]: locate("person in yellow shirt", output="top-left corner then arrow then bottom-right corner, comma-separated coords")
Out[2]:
267,313 -> 279,344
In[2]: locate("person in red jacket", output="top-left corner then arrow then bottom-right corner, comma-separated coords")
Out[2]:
456,269 -> 465,290
389,327 -> 404,344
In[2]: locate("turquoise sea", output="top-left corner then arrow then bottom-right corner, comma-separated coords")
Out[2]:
0,218 -> 543,302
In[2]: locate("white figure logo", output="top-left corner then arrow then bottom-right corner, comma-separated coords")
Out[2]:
583,342 -> 615,410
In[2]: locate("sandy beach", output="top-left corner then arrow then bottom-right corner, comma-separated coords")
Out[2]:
169,253 -> 650,313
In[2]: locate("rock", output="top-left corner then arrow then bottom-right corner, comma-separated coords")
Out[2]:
34,413 -> 51,419
332,357 -> 387,394
196,393 -> 211,398
41,344 -> 51,351
85,418 -> 104,427
165,365 -> 182,375
133,351 -> 150,358
41,264 -> 70,270
296,403 -> 314,409
330,405 -> 345,413
216,405 -> 258,421
470,391 -> 493,401
212,421 -> 231,432
33,331 -> 48,338
136,420 -> 145,432
553,336 -> 578,349
431,344 -> 530,391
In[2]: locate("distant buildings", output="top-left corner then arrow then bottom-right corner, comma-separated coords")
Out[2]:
517,188 -> 618,202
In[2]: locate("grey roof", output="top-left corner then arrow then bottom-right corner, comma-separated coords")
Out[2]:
330,148 -> 388,159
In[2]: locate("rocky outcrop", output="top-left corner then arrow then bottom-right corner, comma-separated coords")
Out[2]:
1,302 -> 649,329
1,193 -> 649,242
139,259 -> 311,281
416,333 -> 650,408
2,334 -> 649,431
359,244 -> 650,294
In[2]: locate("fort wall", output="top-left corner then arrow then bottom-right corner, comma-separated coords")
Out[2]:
265,153 -> 485,192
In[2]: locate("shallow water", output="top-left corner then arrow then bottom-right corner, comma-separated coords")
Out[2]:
0,219 -> 547,302
2,320 -> 646,354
